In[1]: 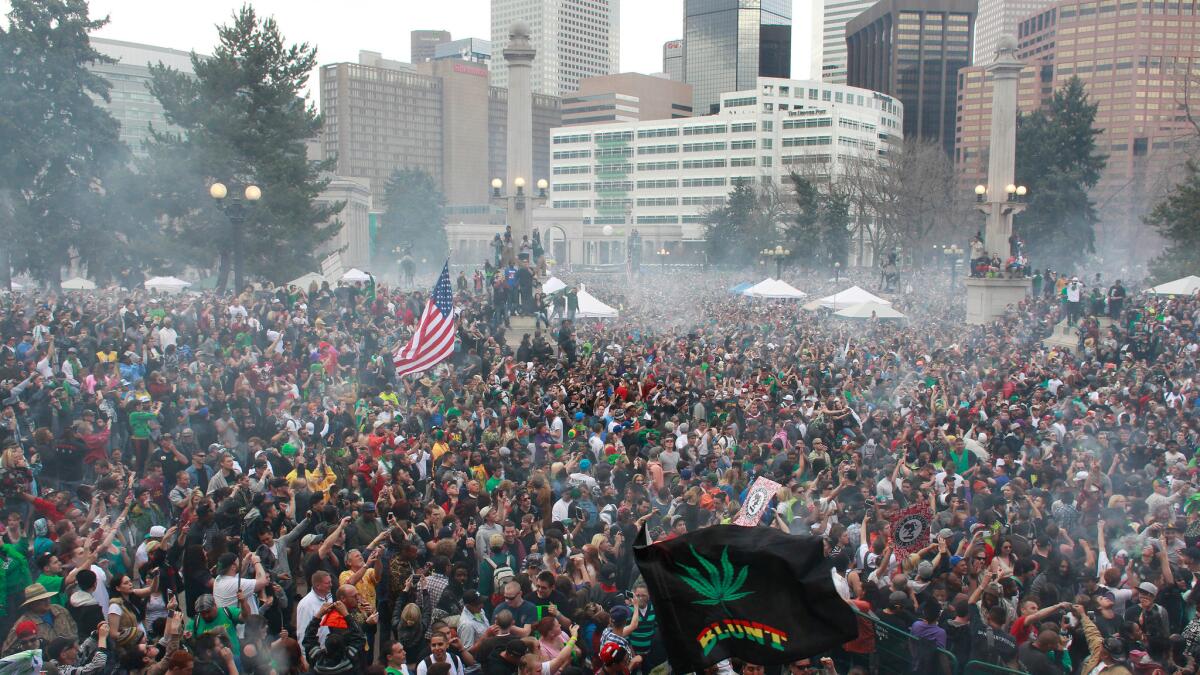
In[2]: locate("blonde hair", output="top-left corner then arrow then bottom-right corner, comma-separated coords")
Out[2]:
400,603 -> 422,626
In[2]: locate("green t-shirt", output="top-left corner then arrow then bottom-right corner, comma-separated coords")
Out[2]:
192,605 -> 242,653
129,411 -> 156,439
36,573 -> 64,606
0,544 -> 31,618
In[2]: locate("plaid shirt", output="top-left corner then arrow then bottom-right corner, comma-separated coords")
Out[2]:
417,572 -> 450,636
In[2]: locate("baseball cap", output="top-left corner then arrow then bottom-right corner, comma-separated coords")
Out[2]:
146,525 -> 167,539
888,591 -> 909,607
301,534 -> 323,548
609,604 -> 632,625
1138,582 -> 1158,596
14,620 -> 37,640
480,506 -> 493,519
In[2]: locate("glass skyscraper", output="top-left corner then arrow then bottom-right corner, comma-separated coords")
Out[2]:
683,0 -> 792,115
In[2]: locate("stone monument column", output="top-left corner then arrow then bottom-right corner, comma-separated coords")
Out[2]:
965,35 -> 1032,324
982,35 -> 1023,259
504,22 -> 536,246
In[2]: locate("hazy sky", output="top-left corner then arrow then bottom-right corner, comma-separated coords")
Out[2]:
4,0 -> 815,102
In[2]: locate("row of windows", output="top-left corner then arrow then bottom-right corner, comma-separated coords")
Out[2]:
731,157 -> 756,167
595,163 -> 632,174
782,136 -> 833,147
782,154 -> 832,165
596,147 -> 633,158
553,150 -> 591,160
553,200 -> 590,208
730,122 -> 757,133
682,177 -> 727,187
683,141 -> 726,152
682,196 -> 726,206
553,165 -> 590,175
637,144 -> 678,155
731,139 -> 757,150
637,161 -> 678,171
637,128 -> 679,138
551,182 -> 590,191
594,180 -> 634,191
682,124 -> 727,135
682,158 -> 726,169
637,179 -> 678,189
783,117 -> 833,129
595,131 -> 633,142
637,197 -> 678,207
553,133 -> 590,144
637,215 -> 679,223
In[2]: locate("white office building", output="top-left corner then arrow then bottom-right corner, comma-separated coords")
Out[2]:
490,0 -> 619,97
821,0 -> 878,83
973,0 -> 1053,64
88,38 -> 198,156
547,77 -> 902,265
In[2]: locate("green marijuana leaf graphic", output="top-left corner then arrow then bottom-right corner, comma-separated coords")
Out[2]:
676,545 -> 752,614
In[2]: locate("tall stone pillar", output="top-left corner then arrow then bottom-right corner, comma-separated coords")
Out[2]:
965,35 -> 1032,324
982,35 -> 1022,260
504,22 -> 536,246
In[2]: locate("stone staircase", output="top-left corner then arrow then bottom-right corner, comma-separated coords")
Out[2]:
503,315 -> 540,350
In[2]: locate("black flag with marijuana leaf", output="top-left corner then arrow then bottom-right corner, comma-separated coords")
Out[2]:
633,524 -> 857,672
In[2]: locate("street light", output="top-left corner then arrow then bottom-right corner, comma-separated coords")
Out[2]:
760,244 -> 791,279
974,185 -> 987,202
491,178 -> 503,198
657,247 -> 670,270
536,178 -> 548,199
834,261 -> 841,284
209,181 -> 261,293
943,244 -> 964,288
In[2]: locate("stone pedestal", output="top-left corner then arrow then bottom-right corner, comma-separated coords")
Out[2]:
965,277 -> 1031,325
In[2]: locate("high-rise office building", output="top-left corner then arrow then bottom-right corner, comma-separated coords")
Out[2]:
490,0 -> 619,97
846,0 -> 976,155
973,0 -> 1052,63
663,39 -> 685,81
320,53 -> 561,208
683,0 -> 793,116
821,0 -> 877,82
411,29 -> 452,64
955,0 -> 1200,262
87,38 -> 198,156
562,73 -> 693,126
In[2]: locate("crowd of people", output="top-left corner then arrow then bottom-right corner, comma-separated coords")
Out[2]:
0,256 -> 1194,675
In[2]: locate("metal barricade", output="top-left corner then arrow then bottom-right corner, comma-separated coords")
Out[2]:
849,608 -> 960,675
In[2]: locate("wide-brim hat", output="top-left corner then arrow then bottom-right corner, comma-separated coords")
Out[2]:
21,582 -> 55,606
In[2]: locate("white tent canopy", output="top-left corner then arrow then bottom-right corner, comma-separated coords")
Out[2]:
341,268 -> 371,283
542,276 -> 567,295
287,272 -> 327,290
144,276 -> 192,293
742,278 -> 808,299
1150,275 -> 1200,296
61,277 -> 97,290
834,301 -> 907,320
809,285 -> 892,310
574,284 -> 618,319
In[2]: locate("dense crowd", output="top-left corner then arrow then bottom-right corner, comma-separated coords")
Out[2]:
0,259 -> 1194,675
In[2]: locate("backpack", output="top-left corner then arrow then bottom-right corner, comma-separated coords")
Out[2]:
422,653 -> 462,675
484,555 -> 514,589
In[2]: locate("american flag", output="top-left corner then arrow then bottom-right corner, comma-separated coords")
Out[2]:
393,261 -> 456,376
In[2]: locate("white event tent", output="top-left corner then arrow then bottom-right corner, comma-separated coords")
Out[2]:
742,278 -> 808,299
1150,275 -> 1200,296
574,284 -> 618,319
808,286 -> 892,310
834,301 -> 906,320
341,268 -> 371,283
144,276 -> 192,293
542,276 -> 567,295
